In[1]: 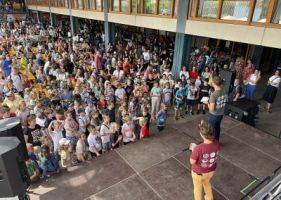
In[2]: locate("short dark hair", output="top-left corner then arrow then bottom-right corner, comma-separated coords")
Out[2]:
212,76 -> 222,86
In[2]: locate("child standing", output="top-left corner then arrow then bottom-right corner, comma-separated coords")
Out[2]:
139,117 -> 149,138
163,83 -> 173,107
197,78 -> 210,114
186,82 -> 198,115
58,138 -> 71,169
48,120 -> 64,153
157,103 -> 168,131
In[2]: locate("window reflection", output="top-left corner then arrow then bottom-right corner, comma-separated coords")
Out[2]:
121,0 -> 128,12
221,0 -> 250,21
272,0 -> 281,24
113,0 -> 119,11
144,0 -> 156,14
198,0 -> 218,18
159,0 -> 171,16
252,0 -> 270,23
96,0 -> 102,10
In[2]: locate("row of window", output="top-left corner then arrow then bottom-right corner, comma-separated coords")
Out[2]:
28,0 -> 178,16
190,0 -> 281,25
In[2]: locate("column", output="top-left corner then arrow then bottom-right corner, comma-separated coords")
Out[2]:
252,45 -> 263,70
37,11 -> 43,24
172,34 -> 192,77
103,0 -> 115,46
50,13 -> 57,26
172,0 -> 190,78
70,16 -> 79,36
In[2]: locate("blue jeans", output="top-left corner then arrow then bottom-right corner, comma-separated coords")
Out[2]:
208,113 -> 223,141
245,84 -> 256,100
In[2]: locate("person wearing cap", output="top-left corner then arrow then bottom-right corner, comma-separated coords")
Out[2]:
190,120 -> 220,200
2,90 -> 23,112
58,138 -> 71,169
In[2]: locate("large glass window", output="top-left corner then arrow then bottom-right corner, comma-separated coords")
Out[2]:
89,0 -> 94,9
198,0 -> 219,18
96,0 -> 102,10
144,0 -> 156,14
272,0 -> 281,24
174,0 -> 178,16
159,0 -> 171,16
113,0 -> 119,11
252,0 -> 270,23
132,0 -> 137,13
221,0 -> 251,21
78,0 -> 83,9
121,0 -> 128,12
137,0 -> 141,13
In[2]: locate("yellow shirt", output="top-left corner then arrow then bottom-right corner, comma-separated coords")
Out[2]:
2,94 -> 23,112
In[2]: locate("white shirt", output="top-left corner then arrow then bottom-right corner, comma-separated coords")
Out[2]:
143,52 -> 150,61
248,74 -> 258,85
180,71 -> 189,79
50,130 -> 63,152
100,124 -> 111,143
87,132 -> 102,152
9,74 -> 23,92
269,75 -> 281,88
44,61 -> 50,74
115,88 -> 126,100
122,123 -> 135,143
113,69 -> 124,79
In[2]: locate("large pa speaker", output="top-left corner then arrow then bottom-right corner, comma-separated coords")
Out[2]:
219,69 -> 236,94
0,117 -> 28,160
224,99 -> 259,126
0,137 -> 30,198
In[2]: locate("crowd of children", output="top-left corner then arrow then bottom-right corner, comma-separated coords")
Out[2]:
1,16 -> 276,182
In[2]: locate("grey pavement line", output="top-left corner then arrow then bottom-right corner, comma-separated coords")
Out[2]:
85,173 -> 137,199
172,156 -> 229,200
114,149 -> 165,200
222,130 -> 281,163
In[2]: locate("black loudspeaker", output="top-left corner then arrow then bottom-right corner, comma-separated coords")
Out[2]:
0,117 -> 28,160
219,69 -> 236,94
0,137 -> 30,198
224,99 -> 259,126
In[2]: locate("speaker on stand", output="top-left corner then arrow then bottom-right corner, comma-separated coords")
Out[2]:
0,118 -> 30,200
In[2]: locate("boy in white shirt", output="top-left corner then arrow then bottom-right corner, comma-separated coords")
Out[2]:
87,125 -> 102,157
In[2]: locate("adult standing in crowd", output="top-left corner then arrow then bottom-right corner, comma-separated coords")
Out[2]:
206,76 -> 227,141
263,70 -> 281,113
190,120 -> 220,200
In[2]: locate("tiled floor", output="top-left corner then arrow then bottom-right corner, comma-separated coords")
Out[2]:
28,117 -> 281,200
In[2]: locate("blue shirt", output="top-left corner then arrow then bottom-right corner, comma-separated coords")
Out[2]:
157,110 -> 167,127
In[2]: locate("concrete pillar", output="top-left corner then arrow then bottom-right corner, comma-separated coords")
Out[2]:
103,0 -> 115,47
50,13 -> 57,26
252,45 -> 263,70
104,22 -> 115,45
37,11 -> 43,24
172,0 -> 190,78
70,16 -> 79,36
172,34 -> 192,78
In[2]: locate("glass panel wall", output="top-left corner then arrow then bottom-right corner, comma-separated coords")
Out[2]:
89,0 -> 95,9
272,0 -> 281,24
174,0 -> 178,16
96,0 -> 102,10
132,0 -> 137,13
121,0 -> 129,12
137,0 -> 141,13
78,0 -> 84,9
198,0 -> 218,18
159,0 -> 171,16
144,0 -> 156,14
252,0 -> 270,22
113,0 -> 119,11
221,0 -> 250,21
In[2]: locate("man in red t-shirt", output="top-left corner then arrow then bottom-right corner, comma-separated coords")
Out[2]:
190,120 -> 220,200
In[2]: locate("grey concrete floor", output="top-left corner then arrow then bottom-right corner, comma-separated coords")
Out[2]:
28,116 -> 281,200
